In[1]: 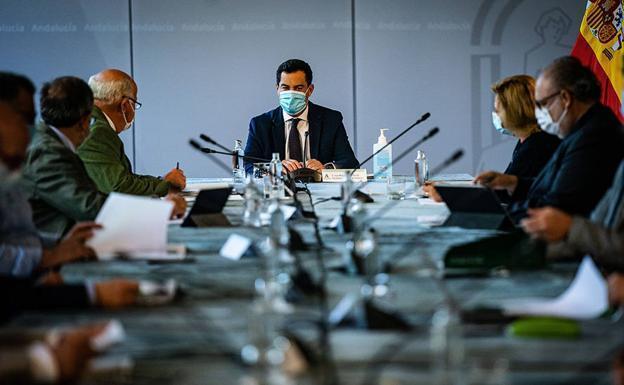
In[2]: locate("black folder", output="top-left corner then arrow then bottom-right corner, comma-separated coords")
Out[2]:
181,188 -> 232,227
436,185 -> 516,231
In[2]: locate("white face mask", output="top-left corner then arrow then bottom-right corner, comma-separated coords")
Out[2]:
535,103 -> 567,139
121,101 -> 135,131
491,111 -> 513,136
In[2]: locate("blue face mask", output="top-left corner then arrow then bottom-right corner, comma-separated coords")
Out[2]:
492,112 -> 513,136
279,90 -> 307,116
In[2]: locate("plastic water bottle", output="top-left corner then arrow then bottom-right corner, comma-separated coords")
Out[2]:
268,198 -> 292,264
269,153 -> 284,199
430,305 -> 464,385
243,176 -> 262,227
415,149 -> 429,187
232,140 -> 245,187
240,278 -> 290,369
373,128 -> 392,180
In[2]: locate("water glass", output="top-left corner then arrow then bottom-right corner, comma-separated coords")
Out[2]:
386,176 -> 408,200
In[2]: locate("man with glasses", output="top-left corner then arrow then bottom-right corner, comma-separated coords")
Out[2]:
475,56 -> 624,222
78,69 -> 185,196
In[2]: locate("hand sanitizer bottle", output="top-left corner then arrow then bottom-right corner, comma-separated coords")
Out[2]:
373,128 -> 392,180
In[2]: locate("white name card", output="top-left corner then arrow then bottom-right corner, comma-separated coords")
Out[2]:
322,169 -> 367,183
219,234 -> 252,261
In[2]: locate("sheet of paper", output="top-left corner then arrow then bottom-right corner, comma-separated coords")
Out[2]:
417,215 -> 447,226
184,182 -> 231,193
429,173 -> 474,182
503,256 -> 608,320
417,198 -> 446,206
88,193 -> 173,259
112,243 -> 187,261
220,234 -> 252,261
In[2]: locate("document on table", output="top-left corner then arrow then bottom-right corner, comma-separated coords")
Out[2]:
502,256 -> 608,320
429,173 -> 474,182
184,182 -> 231,193
88,193 -> 183,260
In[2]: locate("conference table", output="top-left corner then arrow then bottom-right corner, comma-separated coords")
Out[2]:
10,178 -> 624,385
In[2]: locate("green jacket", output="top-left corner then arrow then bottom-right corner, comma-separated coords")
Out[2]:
77,107 -> 169,197
19,124 -> 108,238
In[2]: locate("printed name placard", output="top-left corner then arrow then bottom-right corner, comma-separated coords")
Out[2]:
321,169 -> 367,183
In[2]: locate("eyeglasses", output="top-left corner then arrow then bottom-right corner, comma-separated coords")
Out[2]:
535,90 -> 561,109
124,96 -> 142,110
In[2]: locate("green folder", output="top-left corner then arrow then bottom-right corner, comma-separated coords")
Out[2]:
444,231 -> 547,272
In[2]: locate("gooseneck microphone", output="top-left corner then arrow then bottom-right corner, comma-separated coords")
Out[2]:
189,139 -> 232,174
352,127 -> 440,197
189,139 -> 270,163
353,112 -> 431,173
333,127 -> 439,233
364,148 -> 464,230
199,134 -> 231,153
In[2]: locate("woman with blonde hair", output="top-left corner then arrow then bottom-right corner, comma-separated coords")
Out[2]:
425,75 -> 560,201
491,74 -> 560,178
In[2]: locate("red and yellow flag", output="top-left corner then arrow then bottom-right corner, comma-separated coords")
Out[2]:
571,0 -> 624,120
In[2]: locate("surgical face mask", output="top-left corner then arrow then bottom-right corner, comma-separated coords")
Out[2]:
492,112 -> 512,136
535,103 -> 567,139
121,101 -> 135,131
279,90 -> 307,116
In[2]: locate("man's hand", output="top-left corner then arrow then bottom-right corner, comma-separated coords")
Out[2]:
164,168 -> 186,190
305,159 -> 324,171
609,274 -> 624,306
95,279 -> 139,309
422,182 -> 443,202
64,222 -> 101,241
520,207 -> 573,242
39,222 -> 101,270
282,159 -> 303,173
49,324 -> 105,382
474,171 -> 518,193
165,193 -> 187,219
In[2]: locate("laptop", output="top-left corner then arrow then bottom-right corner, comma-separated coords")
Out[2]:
181,187 -> 232,227
435,185 -> 516,231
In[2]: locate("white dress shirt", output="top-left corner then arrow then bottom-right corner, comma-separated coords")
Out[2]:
283,106 -> 311,161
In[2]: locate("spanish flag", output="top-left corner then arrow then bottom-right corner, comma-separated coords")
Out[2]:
571,0 -> 624,121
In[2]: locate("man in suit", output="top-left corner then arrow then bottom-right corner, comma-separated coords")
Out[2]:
475,56 -> 624,221
19,76 -> 109,239
78,69 -> 186,196
244,59 -> 358,174
521,160 -> 624,269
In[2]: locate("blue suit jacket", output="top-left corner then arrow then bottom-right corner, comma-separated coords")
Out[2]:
244,102 -> 359,173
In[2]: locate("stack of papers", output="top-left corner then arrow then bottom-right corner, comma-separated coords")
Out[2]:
503,256 -> 608,320
88,193 -> 185,261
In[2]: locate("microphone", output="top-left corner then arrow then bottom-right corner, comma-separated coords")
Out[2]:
332,127 -> 440,233
199,134 -> 231,153
365,148 -> 464,231
287,131 -> 322,183
354,112 -> 431,172
189,139 -> 237,174
189,139 -> 271,163
352,127 -> 439,199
